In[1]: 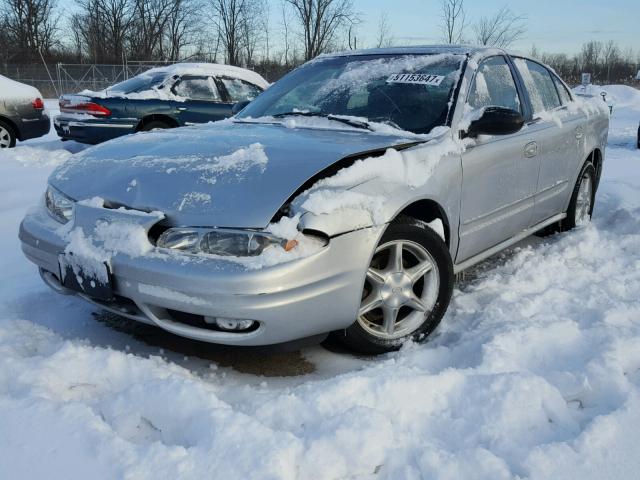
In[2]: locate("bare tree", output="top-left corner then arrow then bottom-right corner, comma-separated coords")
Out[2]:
164,0 -> 204,61
210,0 -> 262,66
473,6 -> 526,48
580,40 -> 603,75
284,0 -> 356,61
1,0 -> 60,61
439,0 -> 465,44
129,0 -> 176,60
74,0 -> 133,62
375,12 -> 393,48
602,40 -> 619,82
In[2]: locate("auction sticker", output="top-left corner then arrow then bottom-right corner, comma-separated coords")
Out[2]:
386,73 -> 445,86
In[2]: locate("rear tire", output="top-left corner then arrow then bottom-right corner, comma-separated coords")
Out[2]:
0,120 -> 16,148
141,120 -> 172,132
562,161 -> 596,232
335,216 -> 454,355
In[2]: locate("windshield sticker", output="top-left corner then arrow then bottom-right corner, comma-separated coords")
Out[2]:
386,73 -> 445,86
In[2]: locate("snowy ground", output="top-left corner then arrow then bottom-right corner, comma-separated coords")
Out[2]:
1,93 -> 640,479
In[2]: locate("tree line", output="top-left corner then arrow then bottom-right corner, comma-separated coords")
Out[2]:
1,0 -> 638,85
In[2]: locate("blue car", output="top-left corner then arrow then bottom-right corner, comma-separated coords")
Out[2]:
54,63 -> 268,144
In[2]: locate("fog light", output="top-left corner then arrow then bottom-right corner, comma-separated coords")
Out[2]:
205,317 -> 256,331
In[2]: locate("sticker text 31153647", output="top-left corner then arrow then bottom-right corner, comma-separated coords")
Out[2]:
386,73 -> 445,86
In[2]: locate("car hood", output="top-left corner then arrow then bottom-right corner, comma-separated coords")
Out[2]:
50,121 -> 424,228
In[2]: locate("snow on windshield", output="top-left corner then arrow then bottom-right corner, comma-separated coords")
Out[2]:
238,54 -> 465,135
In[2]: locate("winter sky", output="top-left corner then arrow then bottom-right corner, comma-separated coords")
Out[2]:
55,0 -> 639,56
348,0 -> 639,54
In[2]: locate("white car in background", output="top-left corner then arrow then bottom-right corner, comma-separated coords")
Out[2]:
0,75 -> 50,148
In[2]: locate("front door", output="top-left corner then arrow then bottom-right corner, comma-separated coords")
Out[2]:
457,56 -> 540,262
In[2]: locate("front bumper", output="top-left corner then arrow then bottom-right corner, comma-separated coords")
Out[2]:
54,115 -> 137,144
19,204 -> 382,346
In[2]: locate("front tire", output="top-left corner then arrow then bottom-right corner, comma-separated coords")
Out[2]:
0,120 -> 16,148
336,216 -> 454,354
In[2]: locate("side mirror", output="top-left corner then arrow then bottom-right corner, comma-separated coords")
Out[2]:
232,100 -> 251,115
464,107 -> 525,138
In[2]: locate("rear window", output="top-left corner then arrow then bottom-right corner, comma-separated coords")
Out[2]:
514,58 -> 561,115
109,72 -> 167,94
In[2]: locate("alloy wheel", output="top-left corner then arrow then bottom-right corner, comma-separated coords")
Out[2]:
0,126 -> 11,148
358,240 -> 440,340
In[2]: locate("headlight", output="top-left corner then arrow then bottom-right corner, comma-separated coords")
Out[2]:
156,228 -> 299,257
45,185 -> 74,224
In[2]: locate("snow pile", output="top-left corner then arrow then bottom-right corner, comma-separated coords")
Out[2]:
0,74 -> 41,101
1,91 -> 640,478
575,84 -> 640,109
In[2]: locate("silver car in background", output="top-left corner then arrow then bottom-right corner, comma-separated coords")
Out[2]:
19,46 -> 609,354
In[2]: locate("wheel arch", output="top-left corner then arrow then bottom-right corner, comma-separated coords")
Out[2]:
136,114 -> 179,131
394,198 -> 451,247
589,148 -> 603,190
0,115 -> 20,140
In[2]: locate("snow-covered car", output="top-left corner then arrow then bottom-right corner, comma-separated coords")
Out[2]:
0,75 -> 50,148
19,46 -> 610,354
54,63 -> 268,144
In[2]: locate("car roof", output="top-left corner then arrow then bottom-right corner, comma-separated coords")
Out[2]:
323,45 -> 505,58
145,63 -> 269,89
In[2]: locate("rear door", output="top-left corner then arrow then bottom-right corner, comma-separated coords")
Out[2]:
457,55 -> 540,262
512,58 -> 581,224
171,75 -> 231,124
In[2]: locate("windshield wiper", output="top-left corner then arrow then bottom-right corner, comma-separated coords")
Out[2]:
272,111 -> 373,131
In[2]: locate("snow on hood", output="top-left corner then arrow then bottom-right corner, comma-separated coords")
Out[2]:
50,121 -> 427,228
0,74 -> 41,101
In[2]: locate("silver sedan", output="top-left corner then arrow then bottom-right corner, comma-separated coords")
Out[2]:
19,46 -> 609,354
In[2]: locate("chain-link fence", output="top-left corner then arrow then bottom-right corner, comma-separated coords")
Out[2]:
0,61 -> 179,98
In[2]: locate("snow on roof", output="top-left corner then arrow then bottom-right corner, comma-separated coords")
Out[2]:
0,74 -> 42,101
144,63 -> 269,89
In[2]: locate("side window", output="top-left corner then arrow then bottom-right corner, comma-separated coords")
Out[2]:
552,74 -> 572,105
468,56 -> 521,112
514,58 -> 561,115
173,76 -> 221,101
220,78 -> 263,102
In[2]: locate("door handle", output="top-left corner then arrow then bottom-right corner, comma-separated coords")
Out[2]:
524,141 -> 538,158
176,107 -> 187,112
575,126 -> 584,140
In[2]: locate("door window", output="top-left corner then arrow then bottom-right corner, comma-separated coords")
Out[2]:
552,74 -> 573,105
220,78 -> 263,102
173,76 -> 221,101
514,58 -> 561,115
468,56 -> 521,112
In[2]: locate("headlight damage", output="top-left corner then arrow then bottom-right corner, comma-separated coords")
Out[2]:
45,185 -> 74,224
156,227 -> 303,257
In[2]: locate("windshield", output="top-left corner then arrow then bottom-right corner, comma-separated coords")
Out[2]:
109,71 -> 169,94
237,54 -> 465,134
